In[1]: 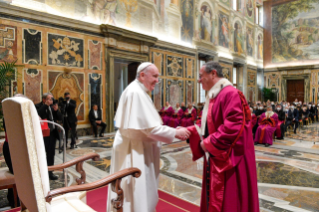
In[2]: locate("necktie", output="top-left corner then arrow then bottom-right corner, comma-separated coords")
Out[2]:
48,107 -> 55,130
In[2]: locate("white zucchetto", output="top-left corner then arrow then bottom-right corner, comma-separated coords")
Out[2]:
137,62 -> 153,73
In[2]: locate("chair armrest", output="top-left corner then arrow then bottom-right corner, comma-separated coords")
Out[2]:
48,152 -> 100,184
45,167 -> 141,204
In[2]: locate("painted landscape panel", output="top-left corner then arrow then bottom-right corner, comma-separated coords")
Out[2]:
272,0 -> 319,63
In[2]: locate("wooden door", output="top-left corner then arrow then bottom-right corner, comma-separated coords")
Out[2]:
287,80 -> 304,103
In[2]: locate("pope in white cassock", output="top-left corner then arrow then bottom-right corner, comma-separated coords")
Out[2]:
107,62 -> 190,212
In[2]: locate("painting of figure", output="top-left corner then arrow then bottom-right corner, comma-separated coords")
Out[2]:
246,0 -> 253,17
181,0 -> 194,43
234,22 -> 244,54
246,27 -> 254,56
218,12 -> 229,48
91,0 -> 118,25
200,5 -> 213,42
272,0 -> 319,62
257,34 -> 263,59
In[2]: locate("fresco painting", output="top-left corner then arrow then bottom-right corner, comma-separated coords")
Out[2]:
234,22 -> 244,55
246,26 -> 254,57
181,0 -> 194,43
218,12 -> 230,48
200,4 -> 213,42
272,0 -> 319,62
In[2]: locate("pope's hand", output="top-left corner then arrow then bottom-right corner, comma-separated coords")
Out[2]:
175,127 -> 191,140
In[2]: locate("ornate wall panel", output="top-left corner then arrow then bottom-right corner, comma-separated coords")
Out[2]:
186,58 -> 194,78
23,69 -> 42,103
88,40 -> 102,70
247,69 -> 257,102
48,33 -> 84,68
166,79 -> 184,109
220,62 -> 233,83
150,48 -> 196,109
152,52 -> 163,75
0,24 -> 17,63
89,73 -> 102,110
153,79 -> 163,111
186,80 -> 194,105
49,71 -> 85,120
166,55 -> 183,77
23,29 -> 42,64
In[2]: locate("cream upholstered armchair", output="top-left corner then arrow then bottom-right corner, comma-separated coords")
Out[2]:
2,97 -> 140,212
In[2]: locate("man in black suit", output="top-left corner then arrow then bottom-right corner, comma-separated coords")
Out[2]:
37,93 -> 62,180
35,93 -> 48,110
61,92 -> 77,149
89,104 -> 107,137
284,105 -> 299,134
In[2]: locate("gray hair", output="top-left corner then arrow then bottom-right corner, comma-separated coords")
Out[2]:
42,92 -> 53,99
203,61 -> 223,78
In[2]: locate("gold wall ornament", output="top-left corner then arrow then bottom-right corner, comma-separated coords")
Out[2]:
120,0 -> 138,28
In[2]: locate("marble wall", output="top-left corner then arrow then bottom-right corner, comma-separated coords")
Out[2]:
150,48 -> 196,110
247,69 -> 257,102
0,18 -> 105,127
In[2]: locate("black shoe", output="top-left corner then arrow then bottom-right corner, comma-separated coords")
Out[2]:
94,135 -> 98,138
265,143 -> 270,147
254,142 -> 257,145
49,172 -> 58,180
70,145 -> 75,149
294,131 -> 296,134
99,134 -> 104,137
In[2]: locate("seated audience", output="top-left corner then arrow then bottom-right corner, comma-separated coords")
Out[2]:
275,104 -> 285,139
301,105 -> 309,126
181,103 -> 197,127
254,105 -> 278,147
250,107 -> 257,129
160,102 -> 174,125
89,104 -> 107,137
284,105 -> 299,134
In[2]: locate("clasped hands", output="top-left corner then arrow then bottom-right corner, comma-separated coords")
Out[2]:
175,127 -> 191,141
175,127 -> 208,152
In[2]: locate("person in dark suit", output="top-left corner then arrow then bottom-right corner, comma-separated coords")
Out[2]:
284,105 -> 299,134
35,93 -> 49,110
37,93 -> 62,180
60,92 -> 77,149
89,104 -> 107,137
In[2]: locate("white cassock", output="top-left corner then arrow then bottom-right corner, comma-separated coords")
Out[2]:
107,79 -> 176,212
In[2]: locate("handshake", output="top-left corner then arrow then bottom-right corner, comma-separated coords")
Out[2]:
175,127 -> 191,140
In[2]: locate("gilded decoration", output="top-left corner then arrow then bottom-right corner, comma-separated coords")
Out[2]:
0,24 -> 17,63
48,33 -> 84,68
49,72 -> 84,120
167,56 -> 183,77
119,0 -> 138,28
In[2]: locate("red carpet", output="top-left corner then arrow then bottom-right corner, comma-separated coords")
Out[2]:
6,186 -> 199,212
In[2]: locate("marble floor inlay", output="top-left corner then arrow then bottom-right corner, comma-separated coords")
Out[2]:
3,124 -> 319,211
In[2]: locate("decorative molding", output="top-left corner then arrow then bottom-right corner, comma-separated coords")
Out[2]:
0,3 -> 102,36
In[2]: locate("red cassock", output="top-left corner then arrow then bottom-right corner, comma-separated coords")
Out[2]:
251,114 -> 257,129
254,112 -> 278,145
160,106 -> 174,125
187,86 -> 259,212
169,108 -> 184,128
181,108 -> 197,127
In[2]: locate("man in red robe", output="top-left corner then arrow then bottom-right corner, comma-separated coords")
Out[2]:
181,103 -> 197,127
187,61 -> 259,212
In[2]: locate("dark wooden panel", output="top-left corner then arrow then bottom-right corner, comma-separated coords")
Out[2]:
287,79 -> 304,103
